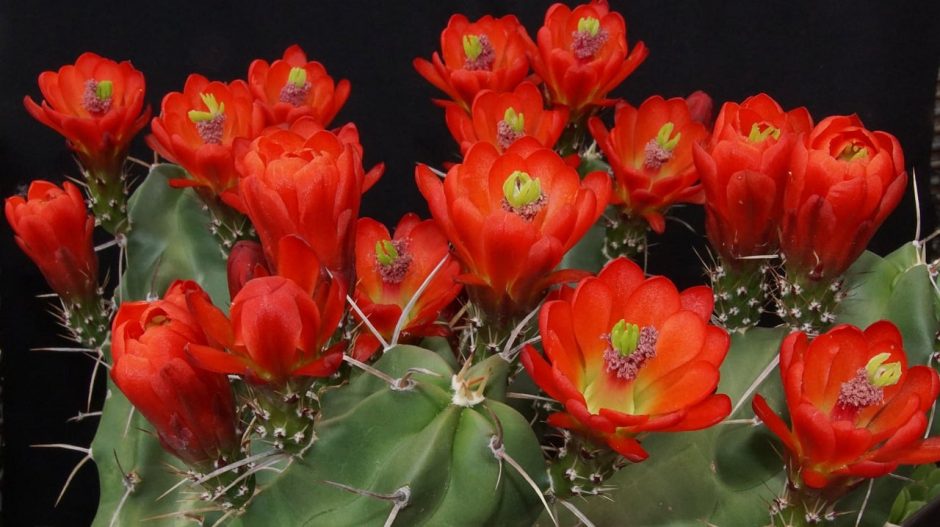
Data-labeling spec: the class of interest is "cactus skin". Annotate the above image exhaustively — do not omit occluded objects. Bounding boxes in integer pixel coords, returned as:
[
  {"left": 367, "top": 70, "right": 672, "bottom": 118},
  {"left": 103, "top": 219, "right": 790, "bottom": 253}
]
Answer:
[
  {"left": 603, "top": 211, "right": 647, "bottom": 261},
  {"left": 708, "top": 260, "right": 768, "bottom": 333},
  {"left": 774, "top": 270, "right": 844, "bottom": 334}
]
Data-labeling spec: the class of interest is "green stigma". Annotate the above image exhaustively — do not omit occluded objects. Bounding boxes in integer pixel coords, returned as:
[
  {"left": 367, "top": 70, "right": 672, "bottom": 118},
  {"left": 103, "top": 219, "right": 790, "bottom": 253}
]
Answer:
[
  {"left": 463, "top": 34, "right": 483, "bottom": 61},
  {"left": 747, "top": 122, "right": 781, "bottom": 143},
  {"left": 95, "top": 80, "right": 113, "bottom": 100},
  {"left": 655, "top": 122, "right": 681, "bottom": 151},
  {"left": 188, "top": 93, "right": 225, "bottom": 123},
  {"left": 838, "top": 143, "right": 869, "bottom": 162},
  {"left": 287, "top": 67, "right": 308, "bottom": 88},
  {"left": 865, "top": 353, "right": 902, "bottom": 388},
  {"left": 577, "top": 17, "right": 601, "bottom": 37},
  {"left": 610, "top": 320, "right": 640, "bottom": 357},
  {"left": 503, "top": 107, "right": 525, "bottom": 134},
  {"left": 502, "top": 170, "right": 542, "bottom": 209},
  {"left": 375, "top": 239, "right": 399, "bottom": 266}
]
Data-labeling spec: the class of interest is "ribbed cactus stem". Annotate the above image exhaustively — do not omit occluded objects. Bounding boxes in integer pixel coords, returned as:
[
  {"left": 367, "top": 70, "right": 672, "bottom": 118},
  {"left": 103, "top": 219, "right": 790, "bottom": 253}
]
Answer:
[
  {"left": 547, "top": 431, "right": 626, "bottom": 499},
  {"left": 199, "top": 192, "right": 253, "bottom": 258},
  {"left": 603, "top": 211, "right": 647, "bottom": 261},
  {"left": 189, "top": 454, "right": 257, "bottom": 510},
  {"left": 85, "top": 166, "right": 130, "bottom": 235},
  {"left": 774, "top": 269, "right": 845, "bottom": 335},
  {"left": 245, "top": 380, "right": 320, "bottom": 456},
  {"left": 707, "top": 258, "right": 768, "bottom": 332},
  {"left": 64, "top": 296, "right": 111, "bottom": 349},
  {"left": 768, "top": 476, "right": 851, "bottom": 527}
]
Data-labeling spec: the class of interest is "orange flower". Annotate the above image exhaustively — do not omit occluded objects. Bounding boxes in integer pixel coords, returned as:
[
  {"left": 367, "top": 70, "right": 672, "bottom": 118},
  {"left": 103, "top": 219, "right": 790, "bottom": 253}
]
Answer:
[
  {"left": 753, "top": 322, "right": 940, "bottom": 491},
  {"left": 351, "top": 214, "right": 462, "bottom": 359},
  {"left": 147, "top": 74, "right": 265, "bottom": 199},
  {"left": 416, "top": 138, "right": 610, "bottom": 320},
  {"left": 521, "top": 257, "right": 730, "bottom": 461},
  {"left": 525, "top": 0, "right": 648, "bottom": 119},
  {"left": 24, "top": 52, "right": 150, "bottom": 178},
  {"left": 414, "top": 14, "right": 530, "bottom": 110},
  {"left": 248, "top": 44, "right": 350, "bottom": 127},
  {"left": 693, "top": 93, "right": 813, "bottom": 265},
  {"left": 5, "top": 181, "right": 97, "bottom": 304},
  {"left": 234, "top": 117, "right": 381, "bottom": 279},
  {"left": 588, "top": 95, "right": 708, "bottom": 233},
  {"left": 111, "top": 281, "right": 238, "bottom": 466},
  {"left": 443, "top": 82, "right": 568, "bottom": 155}
]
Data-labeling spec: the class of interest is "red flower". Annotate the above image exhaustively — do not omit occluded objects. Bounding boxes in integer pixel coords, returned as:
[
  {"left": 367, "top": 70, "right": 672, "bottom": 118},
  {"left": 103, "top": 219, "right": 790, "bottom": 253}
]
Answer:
[
  {"left": 227, "top": 240, "right": 269, "bottom": 299},
  {"left": 521, "top": 257, "right": 731, "bottom": 461},
  {"left": 110, "top": 281, "right": 238, "bottom": 466},
  {"left": 24, "top": 52, "right": 150, "bottom": 177},
  {"left": 753, "top": 322, "right": 940, "bottom": 490},
  {"left": 5, "top": 181, "right": 97, "bottom": 304},
  {"left": 248, "top": 44, "right": 350, "bottom": 127},
  {"left": 416, "top": 138, "right": 610, "bottom": 320},
  {"left": 414, "top": 14, "right": 530, "bottom": 110},
  {"left": 693, "top": 93, "right": 813, "bottom": 265},
  {"left": 443, "top": 82, "right": 568, "bottom": 155},
  {"left": 234, "top": 117, "right": 381, "bottom": 279},
  {"left": 351, "top": 214, "right": 462, "bottom": 359},
  {"left": 147, "top": 74, "right": 265, "bottom": 199},
  {"left": 781, "top": 115, "right": 907, "bottom": 280},
  {"left": 588, "top": 95, "right": 708, "bottom": 233},
  {"left": 187, "top": 237, "right": 346, "bottom": 385},
  {"left": 525, "top": 0, "right": 648, "bottom": 119}
]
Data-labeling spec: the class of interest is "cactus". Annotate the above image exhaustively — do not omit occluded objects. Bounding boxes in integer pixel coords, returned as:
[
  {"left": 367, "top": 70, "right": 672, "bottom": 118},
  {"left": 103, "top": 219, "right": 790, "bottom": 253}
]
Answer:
[{"left": 707, "top": 260, "right": 769, "bottom": 333}]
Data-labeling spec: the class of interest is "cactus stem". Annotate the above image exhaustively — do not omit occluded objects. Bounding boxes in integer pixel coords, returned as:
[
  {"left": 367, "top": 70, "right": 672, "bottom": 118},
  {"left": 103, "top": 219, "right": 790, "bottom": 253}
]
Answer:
[
  {"left": 731, "top": 354, "right": 780, "bottom": 417},
  {"left": 557, "top": 498, "right": 598, "bottom": 527},
  {"left": 489, "top": 435, "right": 558, "bottom": 527},
  {"left": 389, "top": 255, "right": 450, "bottom": 347},
  {"left": 498, "top": 301, "right": 542, "bottom": 361},
  {"left": 320, "top": 481, "right": 411, "bottom": 527},
  {"left": 342, "top": 354, "right": 416, "bottom": 391},
  {"left": 192, "top": 450, "right": 283, "bottom": 487}
]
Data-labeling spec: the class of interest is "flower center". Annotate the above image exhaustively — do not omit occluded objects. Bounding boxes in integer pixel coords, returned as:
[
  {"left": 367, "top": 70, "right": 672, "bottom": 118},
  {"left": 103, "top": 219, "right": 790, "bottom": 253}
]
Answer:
[
  {"left": 375, "top": 239, "right": 411, "bottom": 284},
  {"left": 279, "top": 67, "right": 311, "bottom": 106},
  {"left": 603, "top": 320, "right": 658, "bottom": 381},
  {"left": 643, "top": 122, "right": 681, "bottom": 170},
  {"left": 501, "top": 170, "right": 545, "bottom": 221},
  {"left": 82, "top": 79, "right": 113, "bottom": 115},
  {"left": 496, "top": 107, "right": 526, "bottom": 150},
  {"left": 571, "top": 17, "right": 608, "bottom": 60},
  {"left": 838, "top": 142, "right": 869, "bottom": 162},
  {"left": 837, "top": 352, "right": 901, "bottom": 410},
  {"left": 463, "top": 34, "right": 495, "bottom": 71},
  {"left": 746, "top": 122, "right": 781, "bottom": 143},
  {"left": 188, "top": 93, "right": 226, "bottom": 145}
]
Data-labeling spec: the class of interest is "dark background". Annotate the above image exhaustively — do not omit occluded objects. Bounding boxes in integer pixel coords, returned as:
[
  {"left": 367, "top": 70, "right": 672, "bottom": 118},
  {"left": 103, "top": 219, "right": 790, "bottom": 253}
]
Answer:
[{"left": 1, "top": 0, "right": 938, "bottom": 525}]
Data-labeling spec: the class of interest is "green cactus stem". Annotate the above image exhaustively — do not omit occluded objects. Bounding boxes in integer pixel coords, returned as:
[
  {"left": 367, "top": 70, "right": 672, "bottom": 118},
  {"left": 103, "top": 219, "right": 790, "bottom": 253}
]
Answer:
[
  {"left": 547, "top": 431, "right": 627, "bottom": 500},
  {"left": 83, "top": 165, "right": 131, "bottom": 235},
  {"left": 198, "top": 191, "right": 254, "bottom": 258},
  {"left": 63, "top": 295, "right": 111, "bottom": 349},
  {"left": 707, "top": 258, "right": 769, "bottom": 333},
  {"left": 244, "top": 379, "right": 322, "bottom": 456},
  {"left": 603, "top": 210, "right": 648, "bottom": 261},
  {"left": 774, "top": 269, "right": 845, "bottom": 334}
]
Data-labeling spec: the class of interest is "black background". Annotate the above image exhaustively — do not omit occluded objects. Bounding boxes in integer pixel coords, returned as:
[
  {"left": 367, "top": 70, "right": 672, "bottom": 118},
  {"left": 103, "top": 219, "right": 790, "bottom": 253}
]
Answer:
[{"left": 1, "top": 1, "right": 939, "bottom": 525}]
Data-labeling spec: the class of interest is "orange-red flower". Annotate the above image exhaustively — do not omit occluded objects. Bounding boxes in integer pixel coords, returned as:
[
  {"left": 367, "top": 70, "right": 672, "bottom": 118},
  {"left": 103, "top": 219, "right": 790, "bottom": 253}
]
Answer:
[
  {"left": 110, "top": 281, "right": 238, "bottom": 466},
  {"left": 148, "top": 74, "right": 265, "bottom": 199},
  {"left": 234, "top": 117, "right": 381, "bottom": 280},
  {"left": 416, "top": 138, "right": 610, "bottom": 320},
  {"left": 414, "top": 14, "right": 530, "bottom": 110},
  {"left": 351, "top": 214, "right": 461, "bottom": 359},
  {"left": 444, "top": 82, "right": 568, "bottom": 155},
  {"left": 693, "top": 93, "right": 813, "bottom": 265},
  {"left": 24, "top": 52, "right": 150, "bottom": 178},
  {"left": 5, "top": 181, "right": 97, "bottom": 304},
  {"left": 588, "top": 95, "right": 708, "bottom": 233},
  {"left": 521, "top": 257, "right": 731, "bottom": 461},
  {"left": 187, "top": 261, "right": 346, "bottom": 385},
  {"left": 227, "top": 240, "right": 269, "bottom": 299},
  {"left": 248, "top": 44, "right": 350, "bottom": 127},
  {"left": 781, "top": 115, "right": 907, "bottom": 280},
  {"left": 753, "top": 322, "right": 940, "bottom": 490},
  {"left": 525, "top": 0, "right": 648, "bottom": 119}
]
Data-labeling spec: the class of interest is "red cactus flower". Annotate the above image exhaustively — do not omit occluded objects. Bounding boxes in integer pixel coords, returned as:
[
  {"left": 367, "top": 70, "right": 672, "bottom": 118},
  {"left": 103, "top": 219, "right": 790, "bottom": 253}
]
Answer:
[
  {"left": 414, "top": 14, "right": 530, "bottom": 110},
  {"left": 147, "top": 74, "right": 265, "bottom": 199},
  {"left": 588, "top": 95, "right": 709, "bottom": 233},
  {"left": 781, "top": 115, "right": 907, "bottom": 280},
  {"left": 351, "top": 214, "right": 462, "bottom": 359},
  {"left": 234, "top": 117, "right": 382, "bottom": 280},
  {"left": 187, "top": 265, "right": 346, "bottom": 385},
  {"left": 525, "top": 0, "right": 648, "bottom": 120},
  {"left": 5, "top": 181, "right": 97, "bottom": 304},
  {"left": 443, "top": 82, "right": 568, "bottom": 155},
  {"left": 521, "top": 257, "right": 731, "bottom": 461},
  {"left": 227, "top": 240, "right": 269, "bottom": 299},
  {"left": 24, "top": 52, "right": 150, "bottom": 178},
  {"left": 248, "top": 44, "right": 350, "bottom": 127},
  {"left": 110, "top": 281, "right": 239, "bottom": 466},
  {"left": 416, "top": 137, "right": 610, "bottom": 321},
  {"left": 692, "top": 93, "right": 813, "bottom": 265},
  {"left": 685, "top": 90, "right": 714, "bottom": 127},
  {"left": 753, "top": 322, "right": 940, "bottom": 490}
]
